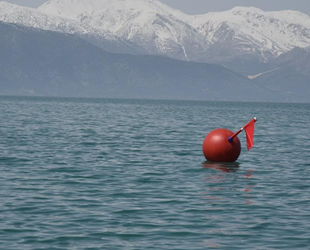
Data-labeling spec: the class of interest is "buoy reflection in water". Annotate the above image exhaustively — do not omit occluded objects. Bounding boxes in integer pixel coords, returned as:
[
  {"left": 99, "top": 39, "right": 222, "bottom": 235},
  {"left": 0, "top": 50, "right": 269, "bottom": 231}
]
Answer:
[{"left": 202, "top": 161, "right": 240, "bottom": 173}]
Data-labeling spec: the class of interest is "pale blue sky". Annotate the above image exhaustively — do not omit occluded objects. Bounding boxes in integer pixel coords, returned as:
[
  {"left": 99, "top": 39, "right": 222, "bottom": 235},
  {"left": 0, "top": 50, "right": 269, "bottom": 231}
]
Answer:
[{"left": 3, "top": 0, "right": 310, "bottom": 15}]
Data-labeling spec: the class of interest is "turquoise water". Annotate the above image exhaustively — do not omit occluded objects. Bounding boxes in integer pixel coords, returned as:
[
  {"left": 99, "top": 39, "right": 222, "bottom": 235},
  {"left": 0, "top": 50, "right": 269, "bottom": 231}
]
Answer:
[{"left": 0, "top": 96, "right": 309, "bottom": 250}]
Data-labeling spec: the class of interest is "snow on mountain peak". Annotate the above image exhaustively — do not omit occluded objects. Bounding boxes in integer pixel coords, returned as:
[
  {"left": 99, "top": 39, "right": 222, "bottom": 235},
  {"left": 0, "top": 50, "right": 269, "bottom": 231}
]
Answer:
[
  {"left": 3, "top": 0, "right": 310, "bottom": 64},
  {"left": 0, "top": 1, "right": 88, "bottom": 34},
  {"left": 38, "top": 0, "right": 177, "bottom": 20},
  {"left": 38, "top": 0, "right": 208, "bottom": 61},
  {"left": 187, "top": 6, "right": 310, "bottom": 58}
]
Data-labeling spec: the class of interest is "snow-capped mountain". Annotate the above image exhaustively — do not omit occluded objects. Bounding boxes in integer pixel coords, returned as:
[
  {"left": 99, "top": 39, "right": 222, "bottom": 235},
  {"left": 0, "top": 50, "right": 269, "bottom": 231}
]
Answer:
[
  {"left": 172, "top": 6, "right": 310, "bottom": 74},
  {"left": 77, "top": 9, "right": 209, "bottom": 60},
  {"left": 1, "top": 0, "right": 310, "bottom": 74},
  {"left": 39, "top": 0, "right": 178, "bottom": 20},
  {"left": 0, "top": 1, "right": 86, "bottom": 33},
  {"left": 39, "top": 0, "right": 209, "bottom": 61},
  {"left": 0, "top": 1, "right": 145, "bottom": 54},
  {"left": 37, "top": 0, "right": 310, "bottom": 72},
  {"left": 188, "top": 7, "right": 310, "bottom": 59}
]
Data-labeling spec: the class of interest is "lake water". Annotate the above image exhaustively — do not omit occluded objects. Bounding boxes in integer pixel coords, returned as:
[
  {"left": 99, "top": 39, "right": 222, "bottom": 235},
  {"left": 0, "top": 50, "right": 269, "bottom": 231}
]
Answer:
[{"left": 0, "top": 96, "right": 309, "bottom": 250}]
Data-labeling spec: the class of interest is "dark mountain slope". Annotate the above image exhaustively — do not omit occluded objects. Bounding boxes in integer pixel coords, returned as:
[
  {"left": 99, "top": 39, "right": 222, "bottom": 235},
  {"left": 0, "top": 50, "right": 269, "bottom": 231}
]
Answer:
[
  {"left": 254, "top": 47, "right": 310, "bottom": 102},
  {"left": 0, "top": 21, "right": 277, "bottom": 101}
]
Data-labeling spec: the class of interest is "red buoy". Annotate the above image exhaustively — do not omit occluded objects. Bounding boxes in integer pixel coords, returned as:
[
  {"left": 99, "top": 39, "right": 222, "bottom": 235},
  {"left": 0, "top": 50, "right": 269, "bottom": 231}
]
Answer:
[{"left": 202, "top": 128, "right": 241, "bottom": 162}]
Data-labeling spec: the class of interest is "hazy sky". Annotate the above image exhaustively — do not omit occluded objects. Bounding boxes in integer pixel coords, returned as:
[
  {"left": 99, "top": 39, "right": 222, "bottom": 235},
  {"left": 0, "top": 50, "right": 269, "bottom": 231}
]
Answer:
[{"left": 3, "top": 0, "right": 310, "bottom": 16}]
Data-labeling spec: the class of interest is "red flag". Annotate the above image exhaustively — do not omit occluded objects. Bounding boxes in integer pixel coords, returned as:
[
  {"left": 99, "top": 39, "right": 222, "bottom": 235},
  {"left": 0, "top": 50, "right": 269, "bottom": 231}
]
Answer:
[{"left": 244, "top": 119, "right": 255, "bottom": 151}]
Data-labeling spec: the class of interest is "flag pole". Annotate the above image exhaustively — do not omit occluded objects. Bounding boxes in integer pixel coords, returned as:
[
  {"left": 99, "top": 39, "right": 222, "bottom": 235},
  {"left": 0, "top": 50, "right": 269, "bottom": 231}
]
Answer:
[{"left": 228, "top": 117, "right": 257, "bottom": 142}]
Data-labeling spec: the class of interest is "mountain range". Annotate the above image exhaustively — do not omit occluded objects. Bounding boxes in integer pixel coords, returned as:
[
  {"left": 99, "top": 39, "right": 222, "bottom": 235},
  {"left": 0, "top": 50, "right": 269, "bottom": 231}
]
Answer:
[
  {"left": 0, "top": 0, "right": 310, "bottom": 102},
  {"left": 1, "top": 21, "right": 276, "bottom": 101}
]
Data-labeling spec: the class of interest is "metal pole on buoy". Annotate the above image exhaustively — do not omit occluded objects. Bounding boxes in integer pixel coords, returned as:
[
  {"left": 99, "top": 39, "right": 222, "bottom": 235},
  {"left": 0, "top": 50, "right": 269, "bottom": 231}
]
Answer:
[
  {"left": 202, "top": 117, "right": 257, "bottom": 162},
  {"left": 228, "top": 117, "right": 257, "bottom": 143}
]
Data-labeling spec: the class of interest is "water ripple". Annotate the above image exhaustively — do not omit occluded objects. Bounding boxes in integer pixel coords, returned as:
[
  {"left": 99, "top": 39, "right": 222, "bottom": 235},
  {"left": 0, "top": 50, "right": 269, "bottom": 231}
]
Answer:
[{"left": 0, "top": 97, "right": 310, "bottom": 249}]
